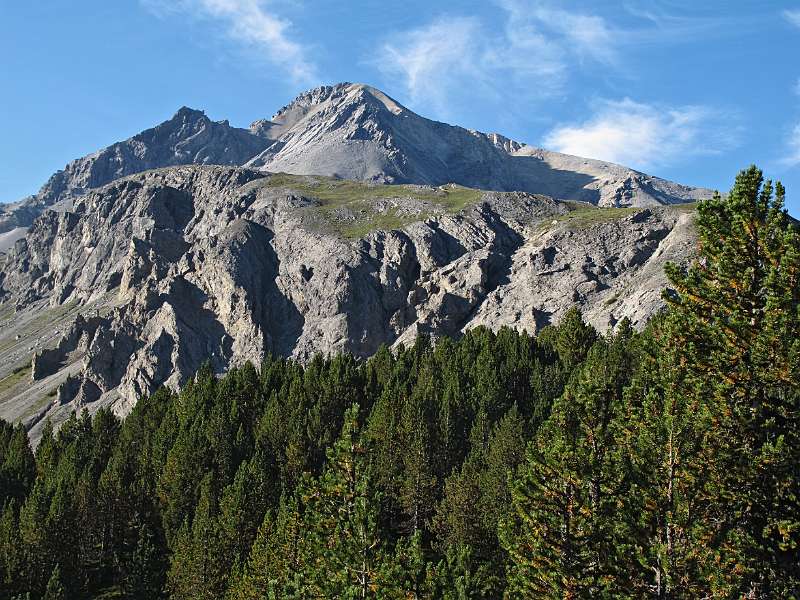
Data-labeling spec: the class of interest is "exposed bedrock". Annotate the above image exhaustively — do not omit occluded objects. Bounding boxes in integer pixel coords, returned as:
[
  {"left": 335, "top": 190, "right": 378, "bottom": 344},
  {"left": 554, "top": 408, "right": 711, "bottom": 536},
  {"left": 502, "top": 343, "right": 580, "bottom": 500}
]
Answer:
[{"left": 0, "top": 165, "right": 695, "bottom": 430}]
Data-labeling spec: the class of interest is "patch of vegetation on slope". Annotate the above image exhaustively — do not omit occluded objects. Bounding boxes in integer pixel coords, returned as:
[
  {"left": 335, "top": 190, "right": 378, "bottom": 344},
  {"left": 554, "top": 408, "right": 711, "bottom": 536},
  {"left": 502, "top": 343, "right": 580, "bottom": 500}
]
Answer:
[
  {"left": 265, "top": 173, "right": 483, "bottom": 238},
  {"left": 537, "top": 200, "right": 699, "bottom": 233},
  {"left": 0, "top": 363, "right": 29, "bottom": 396},
  {"left": 550, "top": 201, "right": 640, "bottom": 230}
]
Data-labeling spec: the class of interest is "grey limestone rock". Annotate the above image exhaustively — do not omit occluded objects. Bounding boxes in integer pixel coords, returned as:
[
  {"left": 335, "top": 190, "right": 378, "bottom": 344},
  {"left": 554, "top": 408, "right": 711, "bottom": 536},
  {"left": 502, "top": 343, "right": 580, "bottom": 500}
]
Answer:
[
  {"left": 1, "top": 83, "right": 713, "bottom": 248},
  {"left": 0, "top": 82, "right": 709, "bottom": 437},
  {"left": 0, "top": 165, "right": 697, "bottom": 435}
]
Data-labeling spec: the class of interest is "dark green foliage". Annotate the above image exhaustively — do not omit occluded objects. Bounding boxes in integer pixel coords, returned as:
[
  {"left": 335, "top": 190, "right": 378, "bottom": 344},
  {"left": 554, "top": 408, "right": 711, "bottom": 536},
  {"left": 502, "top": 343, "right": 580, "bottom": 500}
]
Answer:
[
  {"left": 0, "top": 423, "right": 35, "bottom": 507},
  {"left": 500, "top": 326, "right": 639, "bottom": 598},
  {"left": 661, "top": 166, "right": 800, "bottom": 596},
  {"left": 42, "top": 564, "right": 65, "bottom": 600},
  {"left": 1, "top": 167, "right": 797, "bottom": 598},
  {"left": 0, "top": 327, "right": 566, "bottom": 598}
]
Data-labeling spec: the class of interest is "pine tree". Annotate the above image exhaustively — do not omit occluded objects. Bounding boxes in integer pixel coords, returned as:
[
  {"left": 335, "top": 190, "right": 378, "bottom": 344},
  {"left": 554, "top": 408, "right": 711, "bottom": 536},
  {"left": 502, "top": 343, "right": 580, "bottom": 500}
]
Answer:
[
  {"left": 124, "top": 518, "right": 165, "bottom": 600},
  {"left": 226, "top": 494, "right": 308, "bottom": 599},
  {"left": 662, "top": 166, "right": 800, "bottom": 595},
  {"left": 398, "top": 373, "right": 438, "bottom": 537},
  {"left": 302, "top": 403, "right": 387, "bottom": 598},
  {"left": 166, "top": 474, "right": 225, "bottom": 600},
  {"left": 500, "top": 327, "right": 638, "bottom": 598},
  {"left": 427, "top": 544, "right": 499, "bottom": 599},
  {"left": 0, "top": 424, "right": 35, "bottom": 506},
  {"left": 540, "top": 306, "right": 598, "bottom": 375},
  {"left": 0, "top": 500, "right": 22, "bottom": 600},
  {"left": 621, "top": 317, "right": 717, "bottom": 598},
  {"left": 217, "top": 458, "right": 270, "bottom": 576},
  {"left": 42, "top": 564, "right": 66, "bottom": 600},
  {"left": 434, "top": 405, "right": 526, "bottom": 571}
]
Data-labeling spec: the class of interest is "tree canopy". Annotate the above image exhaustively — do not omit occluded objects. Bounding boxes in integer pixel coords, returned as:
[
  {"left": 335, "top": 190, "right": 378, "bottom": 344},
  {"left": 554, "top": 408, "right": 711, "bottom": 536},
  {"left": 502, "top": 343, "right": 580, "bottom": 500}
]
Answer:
[{"left": 1, "top": 166, "right": 798, "bottom": 598}]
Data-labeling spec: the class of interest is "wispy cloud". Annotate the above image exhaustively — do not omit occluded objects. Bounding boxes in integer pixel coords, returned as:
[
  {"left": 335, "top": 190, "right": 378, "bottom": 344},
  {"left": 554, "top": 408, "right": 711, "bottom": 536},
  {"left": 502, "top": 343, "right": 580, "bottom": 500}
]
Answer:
[
  {"left": 784, "top": 9, "right": 800, "bottom": 28},
  {"left": 376, "top": 1, "right": 755, "bottom": 121},
  {"left": 542, "top": 99, "right": 741, "bottom": 170},
  {"left": 623, "top": 4, "right": 757, "bottom": 43},
  {"left": 501, "top": 0, "right": 618, "bottom": 65},
  {"left": 782, "top": 123, "right": 800, "bottom": 167},
  {"left": 141, "top": 0, "right": 315, "bottom": 83},
  {"left": 375, "top": 12, "right": 571, "bottom": 115},
  {"left": 785, "top": 75, "right": 800, "bottom": 167},
  {"left": 375, "top": 1, "right": 622, "bottom": 117},
  {"left": 376, "top": 17, "right": 488, "bottom": 112},
  {"left": 784, "top": 10, "right": 800, "bottom": 169}
]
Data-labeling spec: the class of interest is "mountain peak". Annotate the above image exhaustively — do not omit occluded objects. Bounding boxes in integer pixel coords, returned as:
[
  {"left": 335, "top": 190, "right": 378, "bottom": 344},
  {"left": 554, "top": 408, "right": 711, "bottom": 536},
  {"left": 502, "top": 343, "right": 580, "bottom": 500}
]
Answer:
[
  {"left": 2, "top": 84, "right": 715, "bottom": 241},
  {"left": 171, "top": 105, "right": 207, "bottom": 121},
  {"left": 271, "top": 82, "right": 407, "bottom": 123}
]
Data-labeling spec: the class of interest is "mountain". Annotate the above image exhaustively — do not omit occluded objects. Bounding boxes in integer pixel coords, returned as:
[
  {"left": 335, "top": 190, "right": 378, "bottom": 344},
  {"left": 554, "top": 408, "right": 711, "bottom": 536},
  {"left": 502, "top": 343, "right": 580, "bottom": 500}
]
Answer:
[
  {"left": 0, "top": 107, "right": 270, "bottom": 246},
  {"left": 0, "top": 83, "right": 711, "bottom": 251},
  {"left": 246, "top": 83, "right": 711, "bottom": 206},
  {"left": 0, "top": 83, "right": 705, "bottom": 438}
]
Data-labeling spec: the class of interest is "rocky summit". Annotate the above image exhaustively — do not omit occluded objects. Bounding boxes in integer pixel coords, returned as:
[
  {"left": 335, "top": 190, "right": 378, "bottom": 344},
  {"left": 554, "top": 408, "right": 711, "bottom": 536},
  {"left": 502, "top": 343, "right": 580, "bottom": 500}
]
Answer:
[{"left": 0, "top": 83, "right": 705, "bottom": 438}]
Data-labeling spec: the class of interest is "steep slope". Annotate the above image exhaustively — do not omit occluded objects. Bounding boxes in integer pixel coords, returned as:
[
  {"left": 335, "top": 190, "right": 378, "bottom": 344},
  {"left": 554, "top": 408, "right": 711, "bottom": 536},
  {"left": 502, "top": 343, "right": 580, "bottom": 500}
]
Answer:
[
  {"left": 1, "top": 83, "right": 713, "bottom": 252},
  {"left": 246, "top": 83, "right": 713, "bottom": 207},
  {"left": 0, "top": 108, "right": 271, "bottom": 240},
  {"left": 0, "top": 165, "right": 696, "bottom": 439}
]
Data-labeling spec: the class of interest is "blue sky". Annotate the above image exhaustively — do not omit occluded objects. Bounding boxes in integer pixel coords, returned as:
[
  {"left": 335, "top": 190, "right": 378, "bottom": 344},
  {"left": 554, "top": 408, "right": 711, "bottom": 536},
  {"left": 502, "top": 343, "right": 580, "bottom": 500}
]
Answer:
[{"left": 2, "top": 1, "right": 800, "bottom": 213}]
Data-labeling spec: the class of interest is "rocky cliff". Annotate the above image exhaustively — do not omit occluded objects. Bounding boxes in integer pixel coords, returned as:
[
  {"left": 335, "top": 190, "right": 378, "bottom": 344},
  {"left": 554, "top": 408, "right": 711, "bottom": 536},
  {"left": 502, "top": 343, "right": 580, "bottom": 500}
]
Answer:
[
  {"left": 0, "top": 164, "right": 697, "bottom": 438},
  {"left": 0, "top": 108, "right": 270, "bottom": 239},
  {"left": 0, "top": 82, "right": 708, "bottom": 437}
]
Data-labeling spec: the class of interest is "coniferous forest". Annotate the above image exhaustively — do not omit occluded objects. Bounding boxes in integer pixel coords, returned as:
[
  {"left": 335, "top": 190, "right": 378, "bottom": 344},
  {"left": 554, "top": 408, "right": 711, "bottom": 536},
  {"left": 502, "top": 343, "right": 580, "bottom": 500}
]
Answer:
[{"left": 1, "top": 166, "right": 799, "bottom": 598}]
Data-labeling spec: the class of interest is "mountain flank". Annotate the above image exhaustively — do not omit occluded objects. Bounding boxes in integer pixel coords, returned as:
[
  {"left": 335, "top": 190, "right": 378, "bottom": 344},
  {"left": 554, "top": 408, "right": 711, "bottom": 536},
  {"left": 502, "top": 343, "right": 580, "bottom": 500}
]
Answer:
[
  {"left": 1, "top": 83, "right": 711, "bottom": 249},
  {"left": 0, "top": 83, "right": 707, "bottom": 438}
]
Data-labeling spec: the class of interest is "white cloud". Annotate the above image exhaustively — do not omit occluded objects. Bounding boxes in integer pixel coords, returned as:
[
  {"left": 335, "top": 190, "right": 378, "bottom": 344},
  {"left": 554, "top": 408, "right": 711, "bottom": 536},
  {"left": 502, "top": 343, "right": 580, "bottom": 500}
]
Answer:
[
  {"left": 377, "top": 17, "right": 486, "bottom": 111},
  {"left": 783, "top": 123, "right": 800, "bottom": 167},
  {"left": 141, "top": 0, "right": 315, "bottom": 83},
  {"left": 375, "top": 1, "right": 619, "bottom": 116},
  {"left": 501, "top": 0, "right": 618, "bottom": 65},
  {"left": 784, "top": 9, "right": 800, "bottom": 28},
  {"left": 542, "top": 99, "right": 740, "bottom": 170}
]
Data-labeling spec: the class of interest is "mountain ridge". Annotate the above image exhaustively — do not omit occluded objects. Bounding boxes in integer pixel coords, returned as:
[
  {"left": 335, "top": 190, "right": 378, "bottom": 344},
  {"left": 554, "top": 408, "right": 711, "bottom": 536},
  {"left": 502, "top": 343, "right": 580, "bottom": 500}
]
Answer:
[
  {"left": 0, "top": 82, "right": 712, "bottom": 250},
  {"left": 0, "top": 164, "right": 696, "bottom": 439},
  {"left": 0, "top": 83, "right": 705, "bottom": 438}
]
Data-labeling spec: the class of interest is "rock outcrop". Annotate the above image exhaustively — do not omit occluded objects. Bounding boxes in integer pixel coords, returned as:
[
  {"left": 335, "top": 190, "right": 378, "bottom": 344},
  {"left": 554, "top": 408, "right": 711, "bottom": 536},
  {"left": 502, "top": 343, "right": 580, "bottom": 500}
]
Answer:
[
  {"left": 0, "top": 108, "right": 270, "bottom": 238},
  {"left": 0, "top": 165, "right": 697, "bottom": 438}
]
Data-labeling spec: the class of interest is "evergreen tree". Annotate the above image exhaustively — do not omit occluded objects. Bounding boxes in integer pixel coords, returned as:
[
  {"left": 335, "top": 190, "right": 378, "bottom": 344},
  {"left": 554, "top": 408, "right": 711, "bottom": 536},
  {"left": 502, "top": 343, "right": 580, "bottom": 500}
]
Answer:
[
  {"left": 42, "top": 564, "right": 66, "bottom": 600},
  {"left": 662, "top": 166, "right": 800, "bottom": 595},
  {"left": 398, "top": 368, "right": 439, "bottom": 537},
  {"left": 500, "top": 326, "right": 637, "bottom": 598},
  {"left": 166, "top": 474, "right": 225, "bottom": 600},
  {"left": 0, "top": 424, "right": 35, "bottom": 506},
  {"left": 622, "top": 317, "right": 717, "bottom": 598},
  {"left": 427, "top": 544, "right": 499, "bottom": 600},
  {"left": 227, "top": 494, "right": 307, "bottom": 599},
  {"left": 0, "top": 500, "right": 22, "bottom": 600},
  {"left": 301, "top": 403, "right": 389, "bottom": 598}
]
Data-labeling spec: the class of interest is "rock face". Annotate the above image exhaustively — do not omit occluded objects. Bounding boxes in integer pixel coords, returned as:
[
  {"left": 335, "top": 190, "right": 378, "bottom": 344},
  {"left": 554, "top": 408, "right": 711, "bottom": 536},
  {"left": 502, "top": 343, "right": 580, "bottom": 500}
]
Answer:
[
  {"left": 1, "top": 82, "right": 713, "bottom": 248},
  {"left": 246, "top": 83, "right": 712, "bottom": 207},
  {"left": 0, "top": 82, "right": 709, "bottom": 436},
  {"left": 0, "top": 164, "right": 696, "bottom": 437},
  {"left": 0, "top": 108, "right": 270, "bottom": 237}
]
